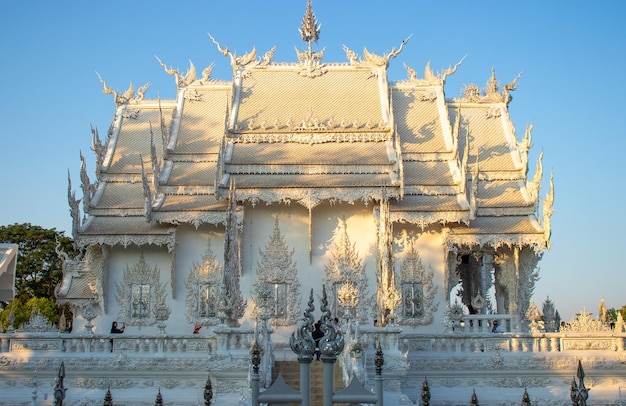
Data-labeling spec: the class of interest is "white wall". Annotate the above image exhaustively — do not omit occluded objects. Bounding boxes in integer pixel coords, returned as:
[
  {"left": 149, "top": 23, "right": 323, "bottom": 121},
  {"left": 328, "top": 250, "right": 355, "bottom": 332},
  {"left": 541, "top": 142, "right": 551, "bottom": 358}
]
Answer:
[{"left": 91, "top": 202, "right": 449, "bottom": 337}]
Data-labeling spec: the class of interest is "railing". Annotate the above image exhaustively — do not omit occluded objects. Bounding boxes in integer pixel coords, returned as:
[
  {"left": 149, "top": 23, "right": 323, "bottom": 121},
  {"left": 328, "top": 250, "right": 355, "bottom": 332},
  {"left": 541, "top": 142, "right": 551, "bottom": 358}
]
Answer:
[
  {"left": 1, "top": 329, "right": 624, "bottom": 355},
  {"left": 0, "top": 328, "right": 257, "bottom": 355},
  {"left": 453, "top": 314, "right": 516, "bottom": 333},
  {"left": 397, "top": 331, "right": 626, "bottom": 353}
]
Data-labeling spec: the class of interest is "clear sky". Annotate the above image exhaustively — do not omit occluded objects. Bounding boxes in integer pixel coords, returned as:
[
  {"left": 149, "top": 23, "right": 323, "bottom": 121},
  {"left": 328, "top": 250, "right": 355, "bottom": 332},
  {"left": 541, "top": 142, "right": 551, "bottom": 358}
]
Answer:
[{"left": 0, "top": 1, "right": 624, "bottom": 321}]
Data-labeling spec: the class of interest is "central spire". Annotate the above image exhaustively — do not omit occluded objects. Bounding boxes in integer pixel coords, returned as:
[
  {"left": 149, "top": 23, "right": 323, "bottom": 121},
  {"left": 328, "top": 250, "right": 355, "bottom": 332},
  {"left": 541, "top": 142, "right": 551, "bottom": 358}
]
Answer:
[{"left": 299, "top": 0, "right": 320, "bottom": 49}]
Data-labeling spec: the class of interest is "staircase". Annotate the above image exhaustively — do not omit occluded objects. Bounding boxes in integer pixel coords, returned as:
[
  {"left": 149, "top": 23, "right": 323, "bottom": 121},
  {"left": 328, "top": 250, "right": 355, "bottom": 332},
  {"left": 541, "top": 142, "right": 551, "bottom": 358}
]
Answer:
[{"left": 272, "top": 360, "right": 345, "bottom": 406}]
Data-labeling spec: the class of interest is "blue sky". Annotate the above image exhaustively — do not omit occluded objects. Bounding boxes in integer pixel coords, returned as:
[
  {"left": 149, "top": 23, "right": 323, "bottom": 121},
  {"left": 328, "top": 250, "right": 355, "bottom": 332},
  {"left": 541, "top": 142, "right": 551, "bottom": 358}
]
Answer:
[{"left": 0, "top": 1, "right": 624, "bottom": 321}]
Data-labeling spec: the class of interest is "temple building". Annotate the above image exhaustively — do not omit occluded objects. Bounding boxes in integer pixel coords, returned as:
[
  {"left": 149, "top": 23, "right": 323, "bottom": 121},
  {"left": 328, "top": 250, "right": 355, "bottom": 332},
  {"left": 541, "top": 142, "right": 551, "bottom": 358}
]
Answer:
[
  {"left": 61, "top": 3, "right": 552, "bottom": 338},
  {"left": 13, "top": 2, "right": 622, "bottom": 405}
]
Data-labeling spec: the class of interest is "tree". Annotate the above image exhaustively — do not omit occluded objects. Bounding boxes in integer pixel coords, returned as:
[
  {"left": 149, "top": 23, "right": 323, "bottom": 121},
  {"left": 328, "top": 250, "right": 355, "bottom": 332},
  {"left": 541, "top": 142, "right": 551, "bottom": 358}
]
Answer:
[
  {"left": 0, "top": 297, "right": 59, "bottom": 330},
  {"left": 606, "top": 308, "right": 618, "bottom": 325},
  {"left": 0, "top": 223, "right": 76, "bottom": 326}
]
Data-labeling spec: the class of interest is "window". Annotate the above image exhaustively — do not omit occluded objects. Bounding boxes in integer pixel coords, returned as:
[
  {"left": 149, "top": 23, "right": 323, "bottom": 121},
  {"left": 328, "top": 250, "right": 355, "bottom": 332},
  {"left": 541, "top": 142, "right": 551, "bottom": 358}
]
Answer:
[
  {"left": 131, "top": 283, "right": 151, "bottom": 319},
  {"left": 197, "top": 284, "right": 218, "bottom": 318},
  {"left": 402, "top": 282, "right": 423, "bottom": 318},
  {"left": 269, "top": 283, "right": 287, "bottom": 318}
]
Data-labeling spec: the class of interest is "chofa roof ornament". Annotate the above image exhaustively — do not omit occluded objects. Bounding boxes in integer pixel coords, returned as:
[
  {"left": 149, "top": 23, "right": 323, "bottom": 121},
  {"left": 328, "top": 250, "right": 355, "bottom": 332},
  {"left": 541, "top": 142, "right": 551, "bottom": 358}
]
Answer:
[
  {"left": 295, "top": 0, "right": 326, "bottom": 78},
  {"left": 299, "top": 0, "right": 320, "bottom": 47}
]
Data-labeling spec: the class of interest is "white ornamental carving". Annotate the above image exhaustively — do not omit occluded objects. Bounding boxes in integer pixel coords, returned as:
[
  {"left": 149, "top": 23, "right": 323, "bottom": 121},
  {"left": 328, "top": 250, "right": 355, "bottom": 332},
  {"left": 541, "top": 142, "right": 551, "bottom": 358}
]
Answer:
[
  {"left": 185, "top": 240, "right": 223, "bottom": 326},
  {"left": 252, "top": 217, "right": 301, "bottom": 326},
  {"left": 397, "top": 240, "right": 439, "bottom": 327},
  {"left": 560, "top": 310, "right": 611, "bottom": 333},
  {"left": 115, "top": 253, "right": 170, "bottom": 328},
  {"left": 323, "top": 218, "right": 369, "bottom": 323}
]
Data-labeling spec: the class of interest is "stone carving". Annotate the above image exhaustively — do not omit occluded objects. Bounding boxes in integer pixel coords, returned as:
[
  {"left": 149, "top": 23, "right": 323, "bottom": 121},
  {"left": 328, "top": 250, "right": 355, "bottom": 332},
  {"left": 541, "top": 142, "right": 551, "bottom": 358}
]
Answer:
[
  {"left": 397, "top": 240, "right": 439, "bottom": 326},
  {"left": 528, "top": 150, "right": 543, "bottom": 204},
  {"left": 96, "top": 72, "right": 150, "bottom": 105},
  {"left": 344, "top": 35, "right": 411, "bottom": 69},
  {"left": 77, "top": 233, "right": 176, "bottom": 252},
  {"left": 295, "top": 45, "right": 326, "bottom": 78},
  {"left": 403, "top": 57, "right": 465, "bottom": 86},
  {"left": 252, "top": 218, "right": 301, "bottom": 326},
  {"left": 184, "top": 89, "right": 203, "bottom": 102},
  {"left": 208, "top": 34, "right": 275, "bottom": 71},
  {"left": 156, "top": 56, "right": 199, "bottom": 89},
  {"left": 374, "top": 197, "right": 401, "bottom": 325},
  {"left": 299, "top": 0, "right": 319, "bottom": 44},
  {"left": 199, "top": 63, "right": 215, "bottom": 85},
  {"left": 560, "top": 309, "right": 611, "bottom": 333},
  {"left": 90, "top": 125, "right": 108, "bottom": 180},
  {"left": 79, "top": 151, "right": 95, "bottom": 213},
  {"left": 67, "top": 174, "right": 81, "bottom": 240},
  {"left": 526, "top": 301, "right": 542, "bottom": 333},
  {"left": 541, "top": 173, "right": 555, "bottom": 249},
  {"left": 17, "top": 310, "right": 56, "bottom": 333},
  {"left": 115, "top": 253, "right": 169, "bottom": 328},
  {"left": 223, "top": 183, "right": 246, "bottom": 325},
  {"left": 542, "top": 296, "right": 560, "bottom": 332},
  {"left": 235, "top": 129, "right": 390, "bottom": 143},
  {"left": 324, "top": 218, "right": 369, "bottom": 323},
  {"left": 363, "top": 35, "right": 412, "bottom": 68},
  {"left": 56, "top": 244, "right": 106, "bottom": 320},
  {"left": 456, "top": 67, "right": 522, "bottom": 107},
  {"left": 185, "top": 240, "right": 223, "bottom": 326},
  {"left": 121, "top": 108, "right": 139, "bottom": 119},
  {"left": 289, "top": 288, "right": 316, "bottom": 359},
  {"left": 294, "top": 0, "right": 326, "bottom": 78}
]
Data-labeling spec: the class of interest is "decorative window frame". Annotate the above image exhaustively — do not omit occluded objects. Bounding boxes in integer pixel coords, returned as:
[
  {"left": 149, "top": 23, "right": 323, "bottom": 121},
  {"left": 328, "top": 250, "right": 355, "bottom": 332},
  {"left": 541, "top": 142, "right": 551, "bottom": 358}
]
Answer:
[
  {"left": 402, "top": 281, "right": 424, "bottom": 318},
  {"left": 323, "top": 219, "right": 369, "bottom": 324},
  {"left": 185, "top": 240, "right": 223, "bottom": 326},
  {"left": 397, "top": 241, "right": 438, "bottom": 327},
  {"left": 115, "top": 253, "right": 169, "bottom": 328},
  {"left": 252, "top": 218, "right": 301, "bottom": 326}
]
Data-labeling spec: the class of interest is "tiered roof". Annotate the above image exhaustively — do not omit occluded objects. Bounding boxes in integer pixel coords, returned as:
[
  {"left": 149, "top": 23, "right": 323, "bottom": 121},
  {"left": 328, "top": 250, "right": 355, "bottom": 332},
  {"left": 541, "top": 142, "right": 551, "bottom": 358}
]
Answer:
[{"left": 70, "top": 5, "right": 552, "bottom": 251}]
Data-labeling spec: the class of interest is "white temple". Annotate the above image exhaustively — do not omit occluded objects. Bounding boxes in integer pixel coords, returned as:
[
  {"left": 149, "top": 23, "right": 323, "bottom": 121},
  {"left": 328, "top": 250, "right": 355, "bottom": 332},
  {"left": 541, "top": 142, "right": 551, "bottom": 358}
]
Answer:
[{"left": 1, "top": 2, "right": 625, "bottom": 405}]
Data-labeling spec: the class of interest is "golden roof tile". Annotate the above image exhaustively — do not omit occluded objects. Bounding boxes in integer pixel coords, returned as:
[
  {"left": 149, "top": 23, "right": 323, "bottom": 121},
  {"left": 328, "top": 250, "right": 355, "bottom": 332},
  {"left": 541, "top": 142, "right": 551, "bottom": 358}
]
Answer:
[
  {"left": 175, "top": 88, "right": 230, "bottom": 154},
  {"left": 235, "top": 68, "right": 384, "bottom": 132}
]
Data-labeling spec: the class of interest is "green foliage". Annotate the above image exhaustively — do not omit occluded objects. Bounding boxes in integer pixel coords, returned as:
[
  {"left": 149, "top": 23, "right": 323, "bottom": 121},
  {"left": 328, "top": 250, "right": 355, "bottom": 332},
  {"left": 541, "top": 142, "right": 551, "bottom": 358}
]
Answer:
[
  {"left": 0, "top": 297, "right": 59, "bottom": 330},
  {"left": 0, "top": 223, "right": 76, "bottom": 303},
  {"left": 606, "top": 308, "right": 618, "bottom": 324},
  {"left": 620, "top": 305, "right": 626, "bottom": 321},
  {"left": 0, "top": 223, "right": 77, "bottom": 329}
]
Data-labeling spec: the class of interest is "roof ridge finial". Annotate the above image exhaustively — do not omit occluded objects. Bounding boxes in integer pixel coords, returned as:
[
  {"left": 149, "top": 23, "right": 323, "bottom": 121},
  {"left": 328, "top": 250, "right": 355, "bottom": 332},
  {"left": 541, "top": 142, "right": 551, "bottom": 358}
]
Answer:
[{"left": 299, "top": 0, "right": 320, "bottom": 49}]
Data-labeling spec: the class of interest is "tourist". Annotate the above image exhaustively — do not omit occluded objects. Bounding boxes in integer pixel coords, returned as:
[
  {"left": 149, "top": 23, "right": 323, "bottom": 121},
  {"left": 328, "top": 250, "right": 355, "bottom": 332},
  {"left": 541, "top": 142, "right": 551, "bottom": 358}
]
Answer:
[
  {"left": 110, "top": 321, "right": 125, "bottom": 333},
  {"left": 110, "top": 321, "right": 125, "bottom": 353},
  {"left": 312, "top": 320, "right": 323, "bottom": 360},
  {"left": 491, "top": 320, "right": 504, "bottom": 333},
  {"left": 193, "top": 324, "right": 202, "bottom": 334},
  {"left": 333, "top": 317, "right": 342, "bottom": 336}
]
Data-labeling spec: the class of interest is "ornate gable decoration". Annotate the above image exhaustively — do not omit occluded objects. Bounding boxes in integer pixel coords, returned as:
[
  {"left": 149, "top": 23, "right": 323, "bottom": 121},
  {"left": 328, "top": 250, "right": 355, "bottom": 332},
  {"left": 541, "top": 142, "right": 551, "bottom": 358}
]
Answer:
[
  {"left": 397, "top": 240, "right": 438, "bottom": 326},
  {"left": 295, "top": 0, "right": 326, "bottom": 78},
  {"left": 403, "top": 57, "right": 465, "bottom": 86},
  {"left": 252, "top": 218, "right": 301, "bottom": 326},
  {"left": 560, "top": 310, "right": 611, "bottom": 333},
  {"left": 56, "top": 244, "right": 106, "bottom": 315},
  {"left": 457, "top": 67, "right": 522, "bottom": 107},
  {"left": 323, "top": 218, "right": 369, "bottom": 323},
  {"left": 185, "top": 240, "right": 223, "bottom": 326},
  {"left": 115, "top": 253, "right": 170, "bottom": 328},
  {"left": 344, "top": 35, "right": 411, "bottom": 70},
  {"left": 209, "top": 34, "right": 276, "bottom": 73},
  {"left": 96, "top": 72, "right": 150, "bottom": 106}
]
